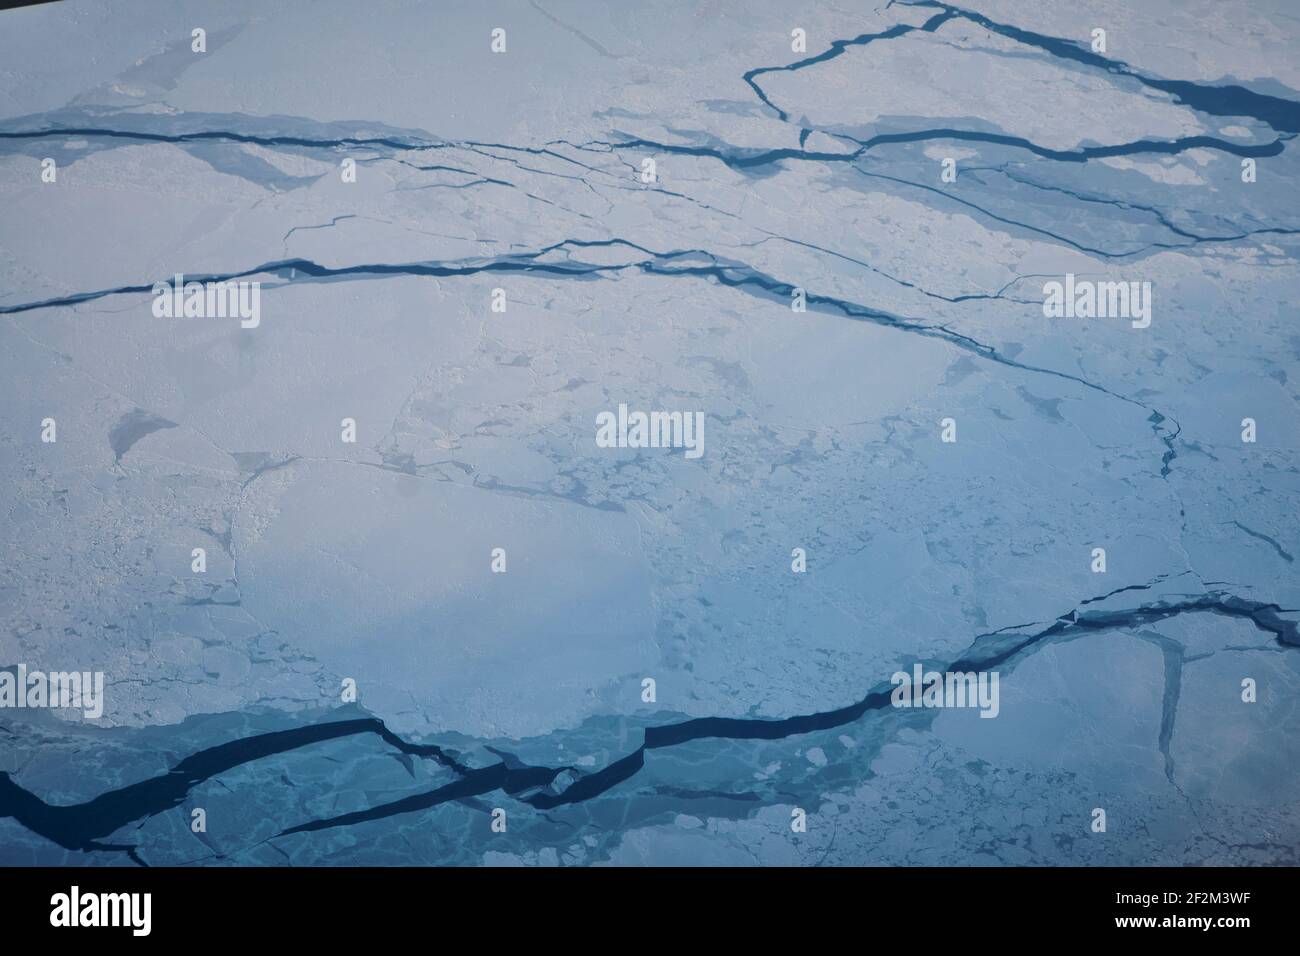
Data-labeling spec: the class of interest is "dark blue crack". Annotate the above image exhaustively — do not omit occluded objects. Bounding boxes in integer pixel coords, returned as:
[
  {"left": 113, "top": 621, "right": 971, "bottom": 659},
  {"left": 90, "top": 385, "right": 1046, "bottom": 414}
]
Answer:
[
  {"left": 761, "top": 234, "right": 1038, "bottom": 306},
  {"left": 1228, "top": 521, "right": 1295, "bottom": 563},
  {"left": 1079, "top": 577, "right": 1166, "bottom": 606},
  {"left": 0, "top": 717, "right": 464, "bottom": 859},
  {"left": 3, "top": 121, "right": 1286, "bottom": 182},
  {"left": 975, "top": 165, "right": 1300, "bottom": 254},
  {"left": 1149, "top": 410, "right": 1181, "bottom": 479},
  {"left": 279, "top": 761, "right": 564, "bottom": 836},
  {"left": 1133, "top": 630, "right": 1188, "bottom": 785},
  {"left": 7, "top": 117, "right": 1288, "bottom": 283},
  {"left": 905, "top": 2, "right": 1300, "bottom": 135},
  {"left": 3, "top": 590, "right": 1291, "bottom": 858},
  {"left": 840, "top": 159, "right": 1298, "bottom": 267},
  {"left": 3, "top": 0, "right": 1296, "bottom": 201},
  {"left": 955, "top": 593, "right": 1300, "bottom": 672},
  {"left": 282, "top": 215, "right": 358, "bottom": 245},
  {"left": 853, "top": 167, "right": 1142, "bottom": 259},
  {"left": 742, "top": 10, "right": 959, "bottom": 122},
  {"left": 0, "top": 243, "right": 633, "bottom": 317},
  {"left": 745, "top": 1, "right": 1300, "bottom": 138},
  {"left": 0, "top": 238, "right": 1187, "bottom": 476},
  {"left": 0, "top": 125, "right": 434, "bottom": 152},
  {"left": 593, "top": 130, "right": 1286, "bottom": 175},
  {"left": 630, "top": 252, "right": 1187, "bottom": 475}
]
